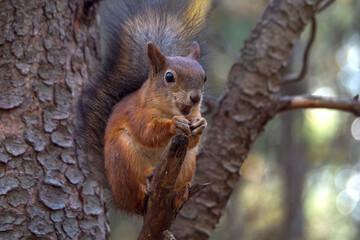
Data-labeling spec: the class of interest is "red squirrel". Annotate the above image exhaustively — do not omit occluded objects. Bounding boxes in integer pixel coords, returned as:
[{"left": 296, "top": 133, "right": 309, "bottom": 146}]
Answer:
[
  {"left": 77, "top": 0, "right": 208, "bottom": 215},
  {"left": 104, "top": 42, "right": 207, "bottom": 214}
]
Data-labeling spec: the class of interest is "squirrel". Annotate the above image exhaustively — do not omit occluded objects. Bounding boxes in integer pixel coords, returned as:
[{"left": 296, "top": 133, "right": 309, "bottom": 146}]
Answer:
[{"left": 76, "top": 0, "right": 209, "bottom": 215}]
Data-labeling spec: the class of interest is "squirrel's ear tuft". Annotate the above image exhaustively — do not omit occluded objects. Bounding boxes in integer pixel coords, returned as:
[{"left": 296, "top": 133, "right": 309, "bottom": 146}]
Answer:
[
  {"left": 147, "top": 42, "right": 166, "bottom": 74},
  {"left": 187, "top": 41, "right": 201, "bottom": 61}
]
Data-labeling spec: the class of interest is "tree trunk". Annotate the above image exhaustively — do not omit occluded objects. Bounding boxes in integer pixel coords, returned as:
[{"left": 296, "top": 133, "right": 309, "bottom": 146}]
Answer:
[
  {"left": 279, "top": 52, "right": 308, "bottom": 240},
  {"left": 0, "top": 0, "right": 338, "bottom": 239},
  {"left": 172, "top": 0, "right": 325, "bottom": 239},
  {"left": 279, "top": 109, "right": 307, "bottom": 240},
  {"left": 0, "top": 0, "right": 109, "bottom": 239}
]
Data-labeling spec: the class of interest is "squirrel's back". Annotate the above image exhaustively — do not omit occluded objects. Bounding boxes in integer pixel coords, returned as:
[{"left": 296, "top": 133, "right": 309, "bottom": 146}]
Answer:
[{"left": 76, "top": 0, "right": 209, "bottom": 186}]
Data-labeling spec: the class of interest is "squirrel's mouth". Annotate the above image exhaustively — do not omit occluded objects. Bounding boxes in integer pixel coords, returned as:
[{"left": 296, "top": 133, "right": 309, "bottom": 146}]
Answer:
[{"left": 176, "top": 103, "right": 192, "bottom": 115}]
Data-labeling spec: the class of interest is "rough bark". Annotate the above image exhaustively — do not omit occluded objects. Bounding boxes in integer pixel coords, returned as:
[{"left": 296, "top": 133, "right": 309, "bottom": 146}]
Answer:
[
  {"left": 138, "top": 134, "right": 189, "bottom": 240},
  {"left": 0, "top": 0, "right": 109, "bottom": 239},
  {"left": 138, "top": 134, "right": 208, "bottom": 240},
  {"left": 1, "top": 0, "right": 341, "bottom": 239},
  {"left": 172, "top": 0, "right": 326, "bottom": 239}
]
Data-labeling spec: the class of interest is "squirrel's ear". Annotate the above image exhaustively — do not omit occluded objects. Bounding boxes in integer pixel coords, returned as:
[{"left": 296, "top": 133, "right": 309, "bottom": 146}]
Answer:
[
  {"left": 187, "top": 41, "right": 201, "bottom": 61},
  {"left": 147, "top": 42, "right": 166, "bottom": 74}
]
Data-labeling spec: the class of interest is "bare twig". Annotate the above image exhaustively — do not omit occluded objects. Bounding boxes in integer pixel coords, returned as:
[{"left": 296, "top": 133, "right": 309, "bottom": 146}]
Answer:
[
  {"left": 163, "top": 230, "right": 177, "bottom": 240},
  {"left": 316, "top": 0, "right": 336, "bottom": 12},
  {"left": 172, "top": 0, "right": 336, "bottom": 239},
  {"left": 138, "top": 134, "right": 208, "bottom": 240},
  {"left": 188, "top": 183, "right": 210, "bottom": 200},
  {"left": 280, "top": 16, "right": 317, "bottom": 85},
  {"left": 281, "top": 0, "right": 336, "bottom": 85},
  {"left": 202, "top": 95, "right": 217, "bottom": 115},
  {"left": 213, "top": 34, "right": 238, "bottom": 60},
  {"left": 277, "top": 95, "right": 360, "bottom": 116},
  {"left": 209, "top": 0, "right": 223, "bottom": 13},
  {"left": 138, "top": 134, "right": 187, "bottom": 240}
]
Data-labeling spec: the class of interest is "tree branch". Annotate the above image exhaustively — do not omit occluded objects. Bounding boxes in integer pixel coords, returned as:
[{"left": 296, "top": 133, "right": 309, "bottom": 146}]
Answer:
[
  {"left": 163, "top": 230, "right": 177, "bottom": 240},
  {"left": 280, "top": 0, "right": 336, "bottom": 85},
  {"left": 280, "top": 16, "right": 317, "bottom": 85},
  {"left": 277, "top": 95, "right": 360, "bottom": 116},
  {"left": 316, "top": 0, "right": 336, "bottom": 12},
  {"left": 138, "top": 134, "right": 187, "bottom": 240},
  {"left": 201, "top": 95, "right": 217, "bottom": 115},
  {"left": 213, "top": 33, "right": 238, "bottom": 60},
  {"left": 172, "top": 0, "right": 329, "bottom": 239},
  {"left": 138, "top": 134, "right": 208, "bottom": 240}
]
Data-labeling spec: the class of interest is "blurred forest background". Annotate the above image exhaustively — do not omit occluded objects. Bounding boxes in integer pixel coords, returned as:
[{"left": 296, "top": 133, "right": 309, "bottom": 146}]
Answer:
[{"left": 108, "top": 0, "right": 360, "bottom": 239}]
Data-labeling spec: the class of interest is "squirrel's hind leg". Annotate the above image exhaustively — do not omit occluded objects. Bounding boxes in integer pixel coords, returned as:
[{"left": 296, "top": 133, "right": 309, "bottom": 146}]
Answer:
[
  {"left": 144, "top": 167, "right": 154, "bottom": 191},
  {"left": 173, "top": 182, "right": 190, "bottom": 211},
  {"left": 141, "top": 167, "right": 154, "bottom": 214}
]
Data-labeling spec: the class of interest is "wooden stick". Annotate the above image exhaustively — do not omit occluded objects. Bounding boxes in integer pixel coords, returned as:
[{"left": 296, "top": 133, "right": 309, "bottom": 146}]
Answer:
[
  {"left": 138, "top": 134, "right": 208, "bottom": 240},
  {"left": 163, "top": 230, "right": 177, "bottom": 240}
]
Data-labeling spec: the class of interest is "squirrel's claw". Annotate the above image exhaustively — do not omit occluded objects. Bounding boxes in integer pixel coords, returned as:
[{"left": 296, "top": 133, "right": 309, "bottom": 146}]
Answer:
[
  {"left": 189, "top": 117, "right": 207, "bottom": 136},
  {"left": 144, "top": 167, "right": 154, "bottom": 192},
  {"left": 173, "top": 116, "right": 192, "bottom": 135}
]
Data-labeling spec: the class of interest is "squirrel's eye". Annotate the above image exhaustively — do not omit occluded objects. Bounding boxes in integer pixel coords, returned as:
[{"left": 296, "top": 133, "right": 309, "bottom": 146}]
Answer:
[
  {"left": 165, "top": 72, "right": 175, "bottom": 83},
  {"left": 204, "top": 76, "right": 207, "bottom": 83}
]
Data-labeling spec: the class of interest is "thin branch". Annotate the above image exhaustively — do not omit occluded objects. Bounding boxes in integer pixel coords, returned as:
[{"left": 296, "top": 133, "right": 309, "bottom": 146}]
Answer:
[
  {"left": 316, "top": 0, "right": 336, "bottom": 12},
  {"left": 172, "top": 1, "right": 331, "bottom": 239},
  {"left": 213, "top": 34, "right": 238, "bottom": 60},
  {"left": 280, "top": 16, "right": 317, "bottom": 85},
  {"left": 188, "top": 183, "right": 210, "bottom": 199},
  {"left": 138, "top": 134, "right": 208, "bottom": 240},
  {"left": 201, "top": 95, "right": 217, "bottom": 115},
  {"left": 138, "top": 134, "right": 187, "bottom": 240},
  {"left": 281, "top": 0, "right": 337, "bottom": 85},
  {"left": 163, "top": 230, "right": 177, "bottom": 240},
  {"left": 209, "top": 0, "right": 223, "bottom": 14},
  {"left": 277, "top": 95, "right": 360, "bottom": 116}
]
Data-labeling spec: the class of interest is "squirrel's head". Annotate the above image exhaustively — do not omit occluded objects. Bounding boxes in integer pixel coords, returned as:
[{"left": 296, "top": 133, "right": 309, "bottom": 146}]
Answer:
[{"left": 146, "top": 41, "right": 206, "bottom": 116}]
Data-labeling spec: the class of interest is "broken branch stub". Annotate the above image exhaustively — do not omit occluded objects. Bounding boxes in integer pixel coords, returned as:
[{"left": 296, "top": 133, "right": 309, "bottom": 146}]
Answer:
[{"left": 138, "top": 134, "right": 188, "bottom": 240}]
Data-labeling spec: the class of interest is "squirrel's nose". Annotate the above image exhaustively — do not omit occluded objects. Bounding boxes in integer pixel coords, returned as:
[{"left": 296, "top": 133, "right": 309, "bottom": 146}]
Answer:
[{"left": 190, "top": 91, "right": 201, "bottom": 104}]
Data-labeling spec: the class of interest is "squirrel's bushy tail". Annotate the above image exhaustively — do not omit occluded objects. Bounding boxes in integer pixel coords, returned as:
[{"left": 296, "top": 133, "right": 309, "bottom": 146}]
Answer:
[{"left": 76, "top": 0, "right": 209, "bottom": 187}]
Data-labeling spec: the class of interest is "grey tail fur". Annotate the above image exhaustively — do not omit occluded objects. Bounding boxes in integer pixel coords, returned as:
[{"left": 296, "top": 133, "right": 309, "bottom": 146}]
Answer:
[{"left": 76, "top": 0, "right": 208, "bottom": 187}]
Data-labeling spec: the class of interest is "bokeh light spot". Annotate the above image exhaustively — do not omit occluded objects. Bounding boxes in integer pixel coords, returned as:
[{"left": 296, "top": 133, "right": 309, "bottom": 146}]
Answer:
[
  {"left": 351, "top": 118, "right": 360, "bottom": 140},
  {"left": 240, "top": 154, "right": 266, "bottom": 183},
  {"left": 335, "top": 168, "right": 353, "bottom": 191},
  {"left": 347, "top": 46, "right": 360, "bottom": 71},
  {"left": 336, "top": 189, "right": 359, "bottom": 215},
  {"left": 346, "top": 174, "right": 360, "bottom": 192}
]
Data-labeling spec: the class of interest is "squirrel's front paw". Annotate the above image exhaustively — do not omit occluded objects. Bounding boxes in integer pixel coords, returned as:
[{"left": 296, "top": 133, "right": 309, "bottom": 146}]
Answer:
[
  {"left": 190, "top": 117, "right": 207, "bottom": 136},
  {"left": 173, "top": 116, "right": 191, "bottom": 135}
]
